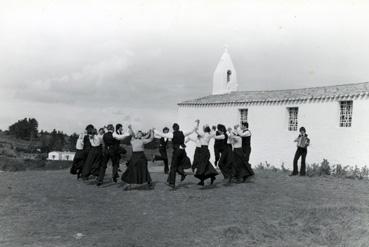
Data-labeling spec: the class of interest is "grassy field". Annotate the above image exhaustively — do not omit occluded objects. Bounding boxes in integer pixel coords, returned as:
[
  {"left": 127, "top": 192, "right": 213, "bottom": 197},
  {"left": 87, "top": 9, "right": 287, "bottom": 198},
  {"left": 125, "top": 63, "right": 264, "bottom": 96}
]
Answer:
[{"left": 1, "top": 165, "right": 369, "bottom": 247}]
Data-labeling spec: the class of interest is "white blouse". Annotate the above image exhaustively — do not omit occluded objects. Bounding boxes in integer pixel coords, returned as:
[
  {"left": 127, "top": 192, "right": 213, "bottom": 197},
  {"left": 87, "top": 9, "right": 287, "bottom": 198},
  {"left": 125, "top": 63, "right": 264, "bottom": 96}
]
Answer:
[
  {"left": 237, "top": 128, "right": 251, "bottom": 137},
  {"left": 90, "top": 135, "right": 103, "bottom": 147},
  {"left": 199, "top": 132, "right": 214, "bottom": 146},
  {"left": 131, "top": 137, "right": 153, "bottom": 152},
  {"left": 229, "top": 134, "right": 243, "bottom": 149},
  {"left": 186, "top": 136, "right": 201, "bottom": 147},
  {"left": 75, "top": 134, "right": 84, "bottom": 150},
  {"left": 113, "top": 131, "right": 131, "bottom": 140},
  {"left": 226, "top": 132, "right": 233, "bottom": 145}
]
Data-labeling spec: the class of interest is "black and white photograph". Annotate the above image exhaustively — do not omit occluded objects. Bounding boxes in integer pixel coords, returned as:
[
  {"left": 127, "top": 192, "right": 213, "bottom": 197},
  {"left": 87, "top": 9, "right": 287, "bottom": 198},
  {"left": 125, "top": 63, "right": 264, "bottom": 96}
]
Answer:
[{"left": 1, "top": 1, "right": 369, "bottom": 246}]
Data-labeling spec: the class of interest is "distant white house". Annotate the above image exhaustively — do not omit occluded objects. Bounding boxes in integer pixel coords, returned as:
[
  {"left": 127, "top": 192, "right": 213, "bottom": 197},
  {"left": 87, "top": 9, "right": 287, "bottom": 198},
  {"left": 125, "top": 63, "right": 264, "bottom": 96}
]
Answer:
[
  {"left": 178, "top": 47, "right": 369, "bottom": 168},
  {"left": 48, "top": 151, "right": 75, "bottom": 161}
]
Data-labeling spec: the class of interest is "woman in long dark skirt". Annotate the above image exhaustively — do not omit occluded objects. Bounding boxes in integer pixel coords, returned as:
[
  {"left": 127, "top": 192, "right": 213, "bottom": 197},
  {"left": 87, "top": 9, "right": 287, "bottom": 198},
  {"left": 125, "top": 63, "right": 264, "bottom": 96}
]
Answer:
[
  {"left": 214, "top": 124, "right": 233, "bottom": 181},
  {"left": 228, "top": 129, "right": 254, "bottom": 182},
  {"left": 185, "top": 135, "right": 201, "bottom": 172},
  {"left": 81, "top": 126, "right": 104, "bottom": 180},
  {"left": 70, "top": 133, "right": 87, "bottom": 179},
  {"left": 194, "top": 125, "right": 218, "bottom": 186},
  {"left": 81, "top": 124, "right": 96, "bottom": 180},
  {"left": 90, "top": 128, "right": 105, "bottom": 177},
  {"left": 121, "top": 127, "right": 154, "bottom": 188}
]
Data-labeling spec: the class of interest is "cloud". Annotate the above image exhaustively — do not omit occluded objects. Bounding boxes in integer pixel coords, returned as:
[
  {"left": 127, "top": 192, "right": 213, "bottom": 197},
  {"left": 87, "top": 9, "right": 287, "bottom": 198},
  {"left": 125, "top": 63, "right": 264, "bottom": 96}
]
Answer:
[
  {"left": 1, "top": 0, "right": 369, "bottom": 133},
  {"left": 13, "top": 55, "right": 130, "bottom": 104}
]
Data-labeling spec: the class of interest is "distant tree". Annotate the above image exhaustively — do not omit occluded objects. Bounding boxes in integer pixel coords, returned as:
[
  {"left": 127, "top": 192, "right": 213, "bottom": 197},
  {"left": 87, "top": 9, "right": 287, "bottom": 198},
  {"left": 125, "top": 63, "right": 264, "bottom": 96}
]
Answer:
[
  {"left": 40, "top": 134, "right": 51, "bottom": 153},
  {"left": 39, "top": 129, "right": 69, "bottom": 152},
  {"left": 8, "top": 118, "right": 39, "bottom": 140},
  {"left": 68, "top": 133, "right": 79, "bottom": 152},
  {"left": 28, "top": 118, "right": 38, "bottom": 140},
  {"left": 8, "top": 120, "right": 80, "bottom": 152},
  {"left": 48, "top": 129, "right": 65, "bottom": 151}
]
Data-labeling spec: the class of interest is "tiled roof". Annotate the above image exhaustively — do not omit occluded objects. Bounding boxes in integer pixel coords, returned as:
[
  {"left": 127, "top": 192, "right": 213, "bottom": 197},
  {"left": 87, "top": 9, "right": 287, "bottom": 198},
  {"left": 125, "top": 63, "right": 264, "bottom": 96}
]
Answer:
[{"left": 178, "top": 82, "right": 369, "bottom": 106}]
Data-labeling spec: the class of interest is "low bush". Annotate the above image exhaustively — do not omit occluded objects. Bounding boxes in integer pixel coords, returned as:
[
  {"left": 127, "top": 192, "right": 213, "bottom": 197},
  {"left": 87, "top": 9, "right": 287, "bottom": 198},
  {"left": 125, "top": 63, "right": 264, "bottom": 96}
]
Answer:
[
  {"left": 256, "top": 161, "right": 284, "bottom": 173},
  {"left": 256, "top": 159, "right": 368, "bottom": 180},
  {"left": 0, "top": 148, "right": 17, "bottom": 158},
  {"left": 331, "top": 164, "right": 369, "bottom": 179},
  {"left": 306, "top": 159, "right": 331, "bottom": 177}
]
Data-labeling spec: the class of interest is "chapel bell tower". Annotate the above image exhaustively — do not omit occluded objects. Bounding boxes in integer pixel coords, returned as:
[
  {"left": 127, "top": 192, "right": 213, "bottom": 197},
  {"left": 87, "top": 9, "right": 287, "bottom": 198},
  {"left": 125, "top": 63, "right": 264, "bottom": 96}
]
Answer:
[{"left": 212, "top": 46, "right": 238, "bottom": 95}]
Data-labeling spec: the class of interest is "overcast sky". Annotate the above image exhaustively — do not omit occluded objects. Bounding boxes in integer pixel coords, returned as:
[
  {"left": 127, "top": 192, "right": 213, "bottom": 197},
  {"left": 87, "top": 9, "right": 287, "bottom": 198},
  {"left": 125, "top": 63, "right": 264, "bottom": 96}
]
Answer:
[{"left": 1, "top": 0, "right": 369, "bottom": 134}]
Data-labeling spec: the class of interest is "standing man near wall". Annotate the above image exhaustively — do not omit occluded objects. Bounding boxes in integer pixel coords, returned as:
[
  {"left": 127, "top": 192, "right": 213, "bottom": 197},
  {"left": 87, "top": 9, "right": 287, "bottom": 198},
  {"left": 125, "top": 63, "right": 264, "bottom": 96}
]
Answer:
[{"left": 290, "top": 127, "right": 310, "bottom": 176}]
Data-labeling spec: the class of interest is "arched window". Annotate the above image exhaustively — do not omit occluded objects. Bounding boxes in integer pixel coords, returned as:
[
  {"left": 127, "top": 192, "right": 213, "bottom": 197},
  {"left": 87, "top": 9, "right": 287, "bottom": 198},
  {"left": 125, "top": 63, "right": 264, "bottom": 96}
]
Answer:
[{"left": 227, "top": 70, "right": 232, "bottom": 82}]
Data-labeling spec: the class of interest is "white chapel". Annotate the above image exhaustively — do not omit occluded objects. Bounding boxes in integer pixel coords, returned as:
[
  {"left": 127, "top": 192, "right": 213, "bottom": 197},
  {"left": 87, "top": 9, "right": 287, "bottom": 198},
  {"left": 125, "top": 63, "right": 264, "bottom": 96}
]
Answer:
[{"left": 177, "top": 48, "right": 369, "bottom": 168}]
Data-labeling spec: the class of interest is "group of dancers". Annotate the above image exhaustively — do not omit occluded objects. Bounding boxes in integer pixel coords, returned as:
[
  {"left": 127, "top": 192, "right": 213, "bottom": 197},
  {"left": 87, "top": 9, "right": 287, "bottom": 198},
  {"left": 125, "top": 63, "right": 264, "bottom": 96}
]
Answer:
[{"left": 69, "top": 119, "right": 256, "bottom": 189}]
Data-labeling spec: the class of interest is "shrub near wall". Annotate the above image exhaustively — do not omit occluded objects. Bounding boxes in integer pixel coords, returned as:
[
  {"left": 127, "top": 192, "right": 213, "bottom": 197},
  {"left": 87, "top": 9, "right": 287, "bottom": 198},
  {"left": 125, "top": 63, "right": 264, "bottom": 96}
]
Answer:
[
  {"left": 306, "top": 159, "right": 369, "bottom": 179},
  {"left": 256, "top": 159, "right": 369, "bottom": 180}
]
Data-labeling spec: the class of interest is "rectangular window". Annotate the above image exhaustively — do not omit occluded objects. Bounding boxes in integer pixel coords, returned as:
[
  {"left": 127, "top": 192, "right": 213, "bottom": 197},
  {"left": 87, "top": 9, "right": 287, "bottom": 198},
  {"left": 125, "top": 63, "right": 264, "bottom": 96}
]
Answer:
[
  {"left": 239, "top": 108, "right": 248, "bottom": 125},
  {"left": 340, "top": 101, "right": 353, "bottom": 127},
  {"left": 288, "top": 107, "right": 298, "bottom": 131}
]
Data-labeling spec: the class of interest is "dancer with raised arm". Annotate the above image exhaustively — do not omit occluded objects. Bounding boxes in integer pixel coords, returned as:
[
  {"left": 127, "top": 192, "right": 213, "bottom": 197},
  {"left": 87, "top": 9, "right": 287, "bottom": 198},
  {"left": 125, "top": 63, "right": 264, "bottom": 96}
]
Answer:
[
  {"left": 154, "top": 120, "right": 199, "bottom": 189},
  {"left": 121, "top": 126, "right": 155, "bottom": 189},
  {"left": 97, "top": 124, "right": 131, "bottom": 186},
  {"left": 194, "top": 124, "right": 219, "bottom": 186},
  {"left": 152, "top": 127, "right": 170, "bottom": 174},
  {"left": 185, "top": 134, "right": 201, "bottom": 172},
  {"left": 229, "top": 126, "right": 254, "bottom": 182},
  {"left": 70, "top": 132, "right": 87, "bottom": 179}
]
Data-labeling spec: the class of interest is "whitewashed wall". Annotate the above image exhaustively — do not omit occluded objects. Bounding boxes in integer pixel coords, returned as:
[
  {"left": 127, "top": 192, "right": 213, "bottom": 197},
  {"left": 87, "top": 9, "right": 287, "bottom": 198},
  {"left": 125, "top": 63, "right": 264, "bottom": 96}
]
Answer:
[{"left": 178, "top": 98, "right": 369, "bottom": 169}]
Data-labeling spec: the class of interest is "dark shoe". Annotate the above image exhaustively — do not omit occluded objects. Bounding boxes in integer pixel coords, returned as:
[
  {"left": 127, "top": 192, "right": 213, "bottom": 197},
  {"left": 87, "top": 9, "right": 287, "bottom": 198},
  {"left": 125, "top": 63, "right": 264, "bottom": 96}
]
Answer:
[
  {"left": 167, "top": 183, "right": 176, "bottom": 189},
  {"left": 289, "top": 172, "right": 298, "bottom": 176},
  {"left": 113, "top": 176, "right": 118, "bottom": 183},
  {"left": 123, "top": 184, "right": 131, "bottom": 191},
  {"left": 197, "top": 181, "right": 204, "bottom": 186},
  {"left": 210, "top": 176, "right": 216, "bottom": 185},
  {"left": 180, "top": 174, "right": 186, "bottom": 182},
  {"left": 96, "top": 181, "right": 103, "bottom": 186},
  {"left": 299, "top": 173, "right": 306, "bottom": 176},
  {"left": 242, "top": 176, "right": 247, "bottom": 183}
]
